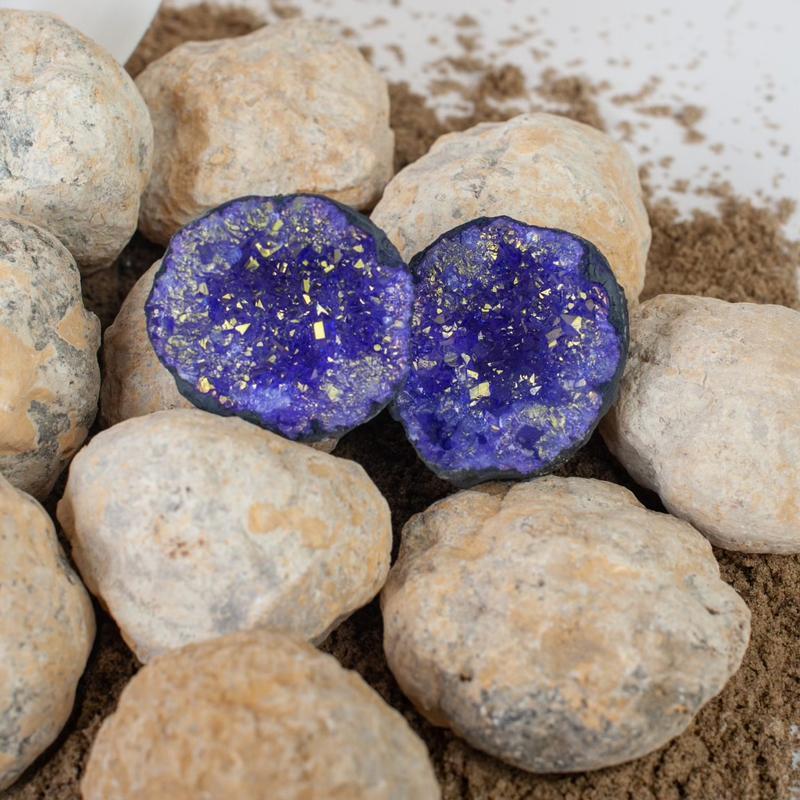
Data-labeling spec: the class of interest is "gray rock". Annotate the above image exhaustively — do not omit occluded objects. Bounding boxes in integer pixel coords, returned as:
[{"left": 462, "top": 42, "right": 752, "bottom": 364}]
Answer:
[
  {"left": 0, "top": 475, "right": 95, "bottom": 791},
  {"left": 602, "top": 294, "right": 800, "bottom": 552},
  {"left": 0, "top": 11, "right": 153, "bottom": 273},
  {"left": 82, "top": 629, "right": 440, "bottom": 799},
  {"left": 382, "top": 476, "right": 750, "bottom": 773},
  {"left": 371, "top": 113, "right": 650, "bottom": 301},
  {"left": 136, "top": 20, "right": 393, "bottom": 245},
  {"left": 0, "top": 216, "right": 100, "bottom": 499},
  {"left": 58, "top": 409, "right": 391, "bottom": 662}
]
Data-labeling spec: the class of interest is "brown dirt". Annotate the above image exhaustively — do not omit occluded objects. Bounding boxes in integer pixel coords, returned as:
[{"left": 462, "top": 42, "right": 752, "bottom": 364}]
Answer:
[{"left": 7, "top": 4, "right": 799, "bottom": 799}]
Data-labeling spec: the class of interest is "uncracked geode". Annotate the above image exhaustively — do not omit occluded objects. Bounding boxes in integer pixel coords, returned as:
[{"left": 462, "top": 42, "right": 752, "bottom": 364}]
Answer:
[
  {"left": 393, "top": 216, "right": 628, "bottom": 486},
  {"left": 145, "top": 194, "right": 412, "bottom": 442}
]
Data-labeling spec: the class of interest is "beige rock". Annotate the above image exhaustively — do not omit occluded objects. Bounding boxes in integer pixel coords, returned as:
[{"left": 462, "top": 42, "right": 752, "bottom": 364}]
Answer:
[
  {"left": 602, "top": 294, "right": 800, "bottom": 553},
  {"left": 100, "top": 261, "right": 193, "bottom": 428},
  {"left": 0, "top": 11, "right": 153, "bottom": 272},
  {"left": 0, "top": 217, "right": 100, "bottom": 499},
  {"left": 0, "top": 475, "right": 95, "bottom": 791},
  {"left": 99, "top": 261, "right": 336, "bottom": 452},
  {"left": 371, "top": 112, "right": 650, "bottom": 300},
  {"left": 136, "top": 20, "right": 394, "bottom": 245},
  {"left": 382, "top": 476, "right": 750, "bottom": 773},
  {"left": 82, "top": 629, "right": 440, "bottom": 800},
  {"left": 58, "top": 409, "right": 391, "bottom": 662}
]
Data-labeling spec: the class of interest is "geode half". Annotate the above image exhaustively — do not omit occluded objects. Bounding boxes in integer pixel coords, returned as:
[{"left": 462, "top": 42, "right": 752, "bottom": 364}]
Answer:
[
  {"left": 146, "top": 195, "right": 412, "bottom": 441},
  {"left": 393, "top": 217, "right": 628, "bottom": 486}
]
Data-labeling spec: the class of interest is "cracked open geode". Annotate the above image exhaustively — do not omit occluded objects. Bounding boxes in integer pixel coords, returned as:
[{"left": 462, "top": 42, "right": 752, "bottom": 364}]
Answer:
[
  {"left": 145, "top": 194, "right": 412, "bottom": 442},
  {"left": 392, "top": 217, "right": 628, "bottom": 486}
]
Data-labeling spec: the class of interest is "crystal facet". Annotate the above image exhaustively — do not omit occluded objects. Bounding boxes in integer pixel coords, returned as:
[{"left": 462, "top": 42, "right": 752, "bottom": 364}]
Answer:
[
  {"left": 392, "top": 217, "right": 628, "bottom": 486},
  {"left": 146, "top": 194, "right": 413, "bottom": 441}
]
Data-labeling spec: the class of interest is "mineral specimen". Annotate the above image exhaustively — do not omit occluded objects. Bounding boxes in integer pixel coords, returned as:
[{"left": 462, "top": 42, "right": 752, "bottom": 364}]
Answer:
[
  {"left": 0, "top": 475, "right": 95, "bottom": 791},
  {"left": 371, "top": 112, "right": 650, "bottom": 300},
  {"left": 57, "top": 408, "right": 392, "bottom": 662},
  {"left": 0, "top": 216, "right": 101, "bottom": 499},
  {"left": 0, "top": 11, "right": 153, "bottom": 273},
  {"left": 136, "top": 19, "right": 394, "bottom": 244},
  {"left": 381, "top": 476, "right": 750, "bottom": 773},
  {"left": 602, "top": 294, "right": 800, "bottom": 553},
  {"left": 393, "top": 217, "right": 627, "bottom": 486},
  {"left": 82, "top": 629, "right": 440, "bottom": 800},
  {"left": 146, "top": 194, "right": 412, "bottom": 443}
]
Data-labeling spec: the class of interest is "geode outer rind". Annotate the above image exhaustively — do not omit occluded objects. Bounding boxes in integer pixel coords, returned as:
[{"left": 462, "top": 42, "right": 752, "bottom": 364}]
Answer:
[
  {"left": 393, "top": 216, "right": 628, "bottom": 486},
  {"left": 146, "top": 194, "right": 412, "bottom": 442}
]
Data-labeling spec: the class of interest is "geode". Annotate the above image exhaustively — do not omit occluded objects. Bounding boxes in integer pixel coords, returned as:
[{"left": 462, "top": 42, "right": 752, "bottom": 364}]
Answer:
[
  {"left": 393, "top": 217, "right": 628, "bottom": 486},
  {"left": 146, "top": 194, "right": 412, "bottom": 441}
]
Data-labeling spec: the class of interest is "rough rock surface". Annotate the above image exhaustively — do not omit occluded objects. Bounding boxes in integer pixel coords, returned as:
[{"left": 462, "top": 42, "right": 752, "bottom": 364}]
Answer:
[
  {"left": 136, "top": 20, "right": 394, "bottom": 245},
  {"left": 381, "top": 476, "right": 750, "bottom": 773},
  {"left": 100, "top": 261, "right": 192, "bottom": 428},
  {"left": 58, "top": 409, "right": 391, "bottom": 662},
  {"left": 0, "top": 217, "right": 101, "bottom": 499},
  {"left": 0, "top": 475, "right": 95, "bottom": 792},
  {"left": 82, "top": 629, "right": 440, "bottom": 800},
  {"left": 371, "top": 113, "right": 650, "bottom": 301},
  {"left": 602, "top": 294, "right": 800, "bottom": 553},
  {"left": 0, "top": 11, "right": 153, "bottom": 272}
]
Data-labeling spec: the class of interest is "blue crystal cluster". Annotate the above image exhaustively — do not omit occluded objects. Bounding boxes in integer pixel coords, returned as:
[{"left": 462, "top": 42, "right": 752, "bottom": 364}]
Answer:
[
  {"left": 392, "top": 217, "right": 628, "bottom": 486},
  {"left": 146, "top": 194, "right": 413, "bottom": 441}
]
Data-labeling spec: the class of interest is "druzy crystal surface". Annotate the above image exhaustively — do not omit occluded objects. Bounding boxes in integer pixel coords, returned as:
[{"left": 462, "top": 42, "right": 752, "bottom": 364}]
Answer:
[
  {"left": 146, "top": 194, "right": 412, "bottom": 441},
  {"left": 393, "top": 217, "right": 628, "bottom": 486}
]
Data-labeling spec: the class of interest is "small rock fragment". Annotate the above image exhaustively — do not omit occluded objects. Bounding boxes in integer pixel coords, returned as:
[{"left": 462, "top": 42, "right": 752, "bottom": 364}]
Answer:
[
  {"left": 393, "top": 217, "right": 627, "bottom": 486},
  {"left": 602, "top": 294, "right": 800, "bottom": 552},
  {"left": 0, "top": 217, "right": 100, "bottom": 499},
  {"left": 0, "top": 11, "right": 153, "bottom": 272},
  {"left": 58, "top": 409, "right": 392, "bottom": 662},
  {"left": 101, "top": 261, "right": 193, "bottom": 428},
  {"left": 146, "top": 195, "right": 412, "bottom": 443},
  {"left": 0, "top": 475, "right": 95, "bottom": 791},
  {"left": 382, "top": 476, "right": 750, "bottom": 773},
  {"left": 82, "top": 629, "right": 440, "bottom": 799},
  {"left": 136, "top": 20, "right": 394, "bottom": 244},
  {"left": 372, "top": 112, "right": 650, "bottom": 300}
]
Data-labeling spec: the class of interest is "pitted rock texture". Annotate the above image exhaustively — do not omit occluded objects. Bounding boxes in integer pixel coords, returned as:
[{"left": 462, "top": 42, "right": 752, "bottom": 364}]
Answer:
[
  {"left": 0, "top": 217, "right": 101, "bottom": 499},
  {"left": 381, "top": 476, "right": 750, "bottom": 773},
  {"left": 100, "top": 261, "right": 193, "bottom": 428},
  {"left": 82, "top": 629, "right": 440, "bottom": 800},
  {"left": 0, "top": 11, "right": 153, "bottom": 273},
  {"left": 602, "top": 294, "right": 800, "bottom": 553},
  {"left": 0, "top": 475, "right": 95, "bottom": 791},
  {"left": 57, "top": 409, "right": 392, "bottom": 662},
  {"left": 371, "top": 113, "right": 650, "bottom": 301},
  {"left": 136, "top": 20, "right": 394, "bottom": 245}
]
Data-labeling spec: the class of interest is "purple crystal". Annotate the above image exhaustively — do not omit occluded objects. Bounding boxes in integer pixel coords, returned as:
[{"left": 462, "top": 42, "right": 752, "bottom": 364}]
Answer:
[
  {"left": 392, "top": 217, "right": 628, "bottom": 486},
  {"left": 146, "top": 194, "right": 413, "bottom": 441}
]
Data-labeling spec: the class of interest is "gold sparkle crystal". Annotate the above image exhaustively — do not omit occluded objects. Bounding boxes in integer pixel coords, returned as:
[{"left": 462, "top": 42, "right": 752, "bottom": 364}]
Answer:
[
  {"left": 469, "top": 381, "right": 491, "bottom": 400},
  {"left": 313, "top": 321, "right": 326, "bottom": 340},
  {"left": 353, "top": 244, "right": 364, "bottom": 253},
  {"left": 235, "top": 323, "right": 251, "bottom": 335},
  {"left": 302, "top": 278, "right": 311, "bottom": 292},
  {"left": 198, "top": 376, "right": 214, "bottom": 393},
  {"left": 255, "top": 299, "right": 265, "bottom": 310},
  {"left": 245, "top": 256, "right": 260, "bottom": 271},
  {"left": 354, "top": 258, "right": 365, "bottom": 270},
  {"left": 197, "top": 282, "right": 209, "bottom": 295}
]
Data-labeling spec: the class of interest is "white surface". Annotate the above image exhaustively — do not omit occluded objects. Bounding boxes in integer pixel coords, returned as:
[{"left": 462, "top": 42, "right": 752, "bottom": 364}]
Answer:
[
  {"left": 195, "top": 0, "right": 799, "bottom": 240},
  {"left": 1, "top": 0, "right": 160, "bottom": 63}
]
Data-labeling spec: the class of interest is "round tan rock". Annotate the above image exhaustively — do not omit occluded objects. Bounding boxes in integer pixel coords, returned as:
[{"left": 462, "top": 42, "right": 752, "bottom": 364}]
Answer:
[
  {"left": 602, "top": 294, "right": 800, "bottom": 553},
  {"left": 99, "top": 262, "right": 335, "bottom": 452},
  {"left": 381, "top": 476, "right": 750, "bottom": 773},
  {"left": 0, "top": 11, "right": 153, "bottom": 273},
  {"left": 58, "top": 408, "right": 391, "bottom": 662},
  {"left": 371, "top": 112, "right": 650, "bottom": 300},
  {"left": 0, "top": 217, "right": 101, "bottom": 499},
  {"left": 100, "top": 261, "right": 192, "bottom": 428},
  {"left": 0, "top": 475, "right": 95, "bottom": 791},
  {"left": 136, "top": 20, "right": 394, "bottom": 245},
  {"left": 82, "top": 629, "right": 439, "bottom": 800}
]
